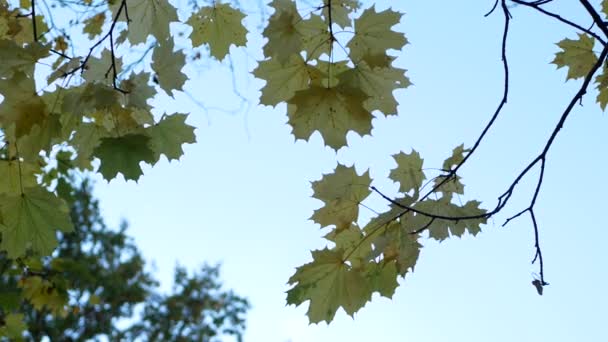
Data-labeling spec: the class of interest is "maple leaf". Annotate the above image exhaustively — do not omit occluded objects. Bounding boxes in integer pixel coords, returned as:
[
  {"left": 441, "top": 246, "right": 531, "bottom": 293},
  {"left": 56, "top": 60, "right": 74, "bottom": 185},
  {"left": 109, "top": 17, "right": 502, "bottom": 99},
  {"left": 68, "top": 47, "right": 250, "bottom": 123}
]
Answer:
[
  {"left": 83, "top": 49, "right": 123, "bottom": 83},
  {"left": 146, "top": 114, "right": 196, "bottom": 161},
  {"left": 309, "top": 60, "right": 350, "bottom": 88},
  {"left": 286, "top": 248, "right": 372, "bottom": 324},
  {"left": 70, "top": 123, "right": 106, "bottom": 170},
  {"left": 442, "top": 144, "right": 470, "bottom": 170},
  {"left": 16, "top": 113, "right": 63, "bottom": 161},
  {"left": 93, "top": 134, "right": 156, "bottom": 181},
  {"left": 120, "top": 72, "right": 155, "bottom": 110},
  {"left": 262, "top": 0, "right": 304, "bottom": 63},
  {"left": 415, "top": 199, "right": 487, "bottom": 241},
  {"left": 310, "top": 164, "right": 371, "bottom": 231},
  {"left": 433, "top": 175, "right": 465, "bottom": 195},
  {"left": 152, "top": 38, "right": 187, "bottom": 96},
  {"left": 287, "top": 85, "right": 372, "bottom": 149},
  {"left": 0, "top": 72, "right": 48, "bottom": 138},
  {"left": 321, "top": 0, "right": 360, "bottom": 28},
  {"left": 595, "top": 61, "right": 608, "bottom": 110},
  {"left": 552, "top": 33, "right": 597, "bottom": 80},
  {"left": 381, "top": 223, "right": 421, "bottom": 276},
  {"left": 365, "top": 261, "right": 398, "bottom": 298},
  {"left": 83, "top": 12, "right": 105, "bottom": 39},
  {"left": 338, "top": 61, "right": 410, "bottom": 115},
  {"left": 299, "top": 14, "right": 332, "bottom": 60},
  {"left": 389, "top": 150, "right": 425, "bottom": 197},
  {"left": 324, "top": 224, "right": 371, "bottom": 268},
  {"left": 114, "top": 0, "right": 177, "bottom": 44},
  {"left": 0, "top": 40, "right": 49, "bottom": 78},
  {"left": 0, "top": 187, "right": 73, "bottom": 258},
  {"left": 0, "top": 160, "right": 38, "bottom": 195},
  {"left": 253, "top": 55, "right": 311, "bottom": 106},
  {"left": 347, "top": 6, "right": 407, "bottom": 62},
  {"left": 48, "top": 57, "right": 82, "bottom": 84},
  {"left": 187, "top": 3, "right": 247, "bottom": 60},
  {"left": 12, "top": 14, "right": 49, "bottom": 44}
]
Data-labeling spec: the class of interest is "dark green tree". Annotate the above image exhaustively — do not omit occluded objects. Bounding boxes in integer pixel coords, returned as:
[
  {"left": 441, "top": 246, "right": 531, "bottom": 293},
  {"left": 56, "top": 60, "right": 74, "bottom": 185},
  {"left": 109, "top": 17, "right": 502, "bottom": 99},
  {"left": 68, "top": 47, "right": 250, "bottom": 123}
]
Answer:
[{"left": 0, "top": 180, "right": 249, "bottom": 341}]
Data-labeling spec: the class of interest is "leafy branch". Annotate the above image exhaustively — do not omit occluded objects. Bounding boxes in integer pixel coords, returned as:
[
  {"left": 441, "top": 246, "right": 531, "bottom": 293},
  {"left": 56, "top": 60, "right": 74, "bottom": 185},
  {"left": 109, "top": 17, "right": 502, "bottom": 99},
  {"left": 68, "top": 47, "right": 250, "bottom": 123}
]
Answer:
[{"left": 368, "top": 0, "right": 608, "bottom": 289}]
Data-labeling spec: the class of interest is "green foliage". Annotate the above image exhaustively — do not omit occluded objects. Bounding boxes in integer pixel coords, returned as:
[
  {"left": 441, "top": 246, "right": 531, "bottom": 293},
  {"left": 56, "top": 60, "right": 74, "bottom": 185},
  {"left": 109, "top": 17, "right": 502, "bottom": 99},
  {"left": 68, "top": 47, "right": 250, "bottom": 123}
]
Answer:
[
  {"left": 288, "top": 151, "right": 485, "bottom": 322},
  {"left": 0, "top": 180, "right": 249, "bottom": 340},
  {"left": 552, "top": 33, "right": 597, "bottom": 80},
  {"left": 187, "top": 3, "right": 248, "bottom": 60},
  {"left": 1, "top": 0, "right": 606, "bottom": 327}
]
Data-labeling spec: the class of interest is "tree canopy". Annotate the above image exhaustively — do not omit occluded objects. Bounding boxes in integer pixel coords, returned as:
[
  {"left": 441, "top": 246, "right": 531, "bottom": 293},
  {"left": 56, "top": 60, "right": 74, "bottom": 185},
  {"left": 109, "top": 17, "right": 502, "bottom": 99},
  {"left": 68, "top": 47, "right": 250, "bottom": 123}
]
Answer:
[{"left": 0, "top": 0, "right": 607, "bottom": 330}]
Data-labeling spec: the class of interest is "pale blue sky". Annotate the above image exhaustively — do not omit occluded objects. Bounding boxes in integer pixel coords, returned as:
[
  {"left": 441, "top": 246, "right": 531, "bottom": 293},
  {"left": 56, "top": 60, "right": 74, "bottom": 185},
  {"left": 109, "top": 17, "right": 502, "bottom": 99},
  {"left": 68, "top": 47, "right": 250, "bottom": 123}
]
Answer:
[{"left": 92, "top": 1, "right": 607, "bottom": 341}]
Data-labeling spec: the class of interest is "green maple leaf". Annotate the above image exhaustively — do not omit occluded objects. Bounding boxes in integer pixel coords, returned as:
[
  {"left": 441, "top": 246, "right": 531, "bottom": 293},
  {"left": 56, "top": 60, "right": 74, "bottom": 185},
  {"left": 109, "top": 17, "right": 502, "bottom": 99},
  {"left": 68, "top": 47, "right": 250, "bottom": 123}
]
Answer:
[
  {"left": 595, "top": 61, "right": 608, "bottom": 110},
  {"left": 433, "top": 175, "right": 464, "bottom": 195},
  {"left": 83, "top": 49, "right": 123, "bottom": 84},
  {"left": 70, "top": 123, "right": 106, "bottom": 170},
  {"left": 120, "top": 72, "right": 155, "bottom": 110},
  {"left": 365, "top": 261, "right": 398, "bottom": 298},
  {"left": 146, "top": 114, "right": 196, "bottom": 161},
  {"left": 552, "top": 33, "right": 597, "bottom": 80},
  {"left": 115, "top": 0, "right": 177, "bottom": 44},
  {"left": 152, "top": 38, "right": 187, "bottom": 96},
  {"left": 382, "top": 223, "right": 421, "bottom": 275},
  {"left": 0, "top": 160, "right": 38, "bottom": 195},
  {"left": 389, "top": 150, "right": 425, "bottom": 196},
  {"left": 347, "top": 6, "right": 407, "bottom": 62},
  {"left": 13, "top": 14, "right": 48, "bottom": 44},
  {"left": 299, "top": 14, "right": 332, "bottom": 60},
  {"left": 187, "top": 3, "right": 248, "bottom": 60},
  {"left": 324, "top": 224, "right": 371, "bottom": 268},
  {"left": 17, "top": 114, "right": 63, "bottom": 161},
  {"left": 415, "top": 199, "right": 486, "bottom": 241},
  {"left": 262, "top": 0, "right": 304, "bottom": 63},
  {"left": 286, "top": 248, "right": 372, "bottom": 324},
  {"left": 442, "top": 144, "right": 470, "bottom": 170},
  {"left": 310, "top": 164, "right": 371, "bottom": 230},
  {"left": 287, "top": 85, "right": 372, "bottom": 149},
  {"left": 338, "top": 61, "right": 410, "bottom": 115},
  {"left": 0, "top": 187, "right": 73, "bottom": 258},
  {"left": 321, "top": 0, "right": 360, "bottom": 28},
  {"left": 0, "top": 40, "right": 49, "bottom": 78},
  {"left": 48, "top": 57, "right": 82, "bottom": 84},
  {"left": 93, "top": 134, "right": 156, "bottom": 181},
  {"left": 253, "top": 55, "right": 311, "bottom": 106},
  {"left": 0, "top": 72, "right": 48, "bottom": 138}
]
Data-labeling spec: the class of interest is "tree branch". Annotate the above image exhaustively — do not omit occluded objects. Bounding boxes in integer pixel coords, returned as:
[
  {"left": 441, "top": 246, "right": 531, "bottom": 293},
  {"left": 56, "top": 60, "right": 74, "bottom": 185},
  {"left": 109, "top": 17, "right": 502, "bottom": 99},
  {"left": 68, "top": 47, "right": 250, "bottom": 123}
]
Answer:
[{"left": 511, "top": 0, "right": 605, "bottom": 44}]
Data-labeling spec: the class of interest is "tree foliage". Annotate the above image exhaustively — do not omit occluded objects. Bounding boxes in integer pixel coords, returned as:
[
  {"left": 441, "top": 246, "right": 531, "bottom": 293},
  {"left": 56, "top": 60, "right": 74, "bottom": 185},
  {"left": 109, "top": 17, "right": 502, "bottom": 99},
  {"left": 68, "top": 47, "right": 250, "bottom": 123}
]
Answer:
[
  {"left": 0, "top": 0, "right": 607, "bottom": 327},
  {"left": 0, "top": 179, "right": 249, "bottom": 340}
]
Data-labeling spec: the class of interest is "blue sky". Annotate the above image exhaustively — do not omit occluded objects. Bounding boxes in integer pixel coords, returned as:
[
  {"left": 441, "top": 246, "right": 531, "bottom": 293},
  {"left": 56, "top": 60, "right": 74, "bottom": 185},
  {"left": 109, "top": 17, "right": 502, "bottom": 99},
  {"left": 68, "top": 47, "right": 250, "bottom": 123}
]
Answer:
[{"left": 92, "top": 1, "right": 607, "bottom": 341}]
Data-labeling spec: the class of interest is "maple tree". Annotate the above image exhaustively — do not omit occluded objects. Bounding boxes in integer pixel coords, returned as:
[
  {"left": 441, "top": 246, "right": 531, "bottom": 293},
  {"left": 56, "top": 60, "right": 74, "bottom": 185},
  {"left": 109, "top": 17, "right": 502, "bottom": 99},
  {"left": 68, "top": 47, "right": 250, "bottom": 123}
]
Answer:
[{"left": 1, "top": 0, "right": 607, "bottom": 331}]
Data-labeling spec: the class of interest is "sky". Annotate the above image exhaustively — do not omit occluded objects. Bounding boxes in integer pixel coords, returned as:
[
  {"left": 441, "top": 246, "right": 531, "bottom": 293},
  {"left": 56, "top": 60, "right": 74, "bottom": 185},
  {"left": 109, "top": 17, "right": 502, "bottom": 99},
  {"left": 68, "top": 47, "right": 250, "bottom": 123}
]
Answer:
[{"left": 90, "top": 1, "right": 607, "bottom": 341}]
